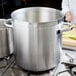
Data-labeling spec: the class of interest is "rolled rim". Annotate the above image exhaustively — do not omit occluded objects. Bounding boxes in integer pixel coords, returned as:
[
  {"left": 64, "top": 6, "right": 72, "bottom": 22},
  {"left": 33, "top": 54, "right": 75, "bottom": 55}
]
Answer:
[{"left": 11, "top": 7, "right": 64, "bottom": 23}]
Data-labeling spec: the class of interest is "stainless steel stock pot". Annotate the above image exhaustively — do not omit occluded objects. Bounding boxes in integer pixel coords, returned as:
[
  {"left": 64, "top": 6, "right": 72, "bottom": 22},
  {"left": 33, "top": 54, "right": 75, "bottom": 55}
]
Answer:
[
  {"left": 0, "top": 19, "right": 13, "bottom": 58},
  {"left": 4, "top": 7, "right": 72, "bottom": 72}
]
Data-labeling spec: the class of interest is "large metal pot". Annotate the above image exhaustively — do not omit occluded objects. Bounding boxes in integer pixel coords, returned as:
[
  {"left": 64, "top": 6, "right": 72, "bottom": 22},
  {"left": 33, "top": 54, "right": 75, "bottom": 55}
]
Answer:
[
  {"left": 4, "top": 7, "right": 72, "bottom": 72},
  {"left": 0, "top": 19, "right": 13, "bottom": 58}
]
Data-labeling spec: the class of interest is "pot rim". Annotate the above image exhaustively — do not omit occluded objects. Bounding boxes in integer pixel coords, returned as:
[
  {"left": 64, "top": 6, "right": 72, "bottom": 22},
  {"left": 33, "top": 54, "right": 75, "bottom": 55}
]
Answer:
[{"left": 11, "top": 7, "right": 64, "bottom": 24}]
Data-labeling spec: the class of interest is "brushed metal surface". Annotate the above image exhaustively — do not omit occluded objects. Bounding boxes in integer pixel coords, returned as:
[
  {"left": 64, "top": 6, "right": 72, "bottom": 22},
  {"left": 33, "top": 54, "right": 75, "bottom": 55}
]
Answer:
[
  {"left": 0, "top": 19, "right": 13, "bottom": 58},
  {"left": 9, "top": 7, "right": 63, "bottom": 71}
]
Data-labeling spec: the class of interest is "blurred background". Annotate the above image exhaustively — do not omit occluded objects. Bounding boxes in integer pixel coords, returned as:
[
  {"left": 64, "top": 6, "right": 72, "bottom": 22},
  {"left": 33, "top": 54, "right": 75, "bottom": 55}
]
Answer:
[{"left": 0, "top": 0, "right": 62, "bottom": 18}]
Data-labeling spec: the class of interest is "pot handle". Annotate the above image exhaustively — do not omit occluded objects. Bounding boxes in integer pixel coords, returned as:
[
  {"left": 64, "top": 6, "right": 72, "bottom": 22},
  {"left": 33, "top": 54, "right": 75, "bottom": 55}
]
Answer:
[
  {"left": 4, "top": 19, "right": 13, "bottom": 28},
  {"left": 62, "top": 22, "right": 74, "bottom": 32}
]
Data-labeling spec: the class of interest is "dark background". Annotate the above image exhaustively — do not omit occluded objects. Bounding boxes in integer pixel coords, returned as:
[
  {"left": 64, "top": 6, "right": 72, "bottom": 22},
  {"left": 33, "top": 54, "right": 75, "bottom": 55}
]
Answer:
[
  {"left": 26, "top": 0, "right": 62, "bottom": 10},
  {"left": 0, "top": 0, "right": 62, "bottom": 18}
]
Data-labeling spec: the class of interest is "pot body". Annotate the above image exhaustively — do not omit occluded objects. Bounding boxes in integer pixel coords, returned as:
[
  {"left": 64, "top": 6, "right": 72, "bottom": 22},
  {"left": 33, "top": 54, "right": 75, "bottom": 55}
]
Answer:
[
  {"left": 11, "top": 7, "right": 63, "bottom": 71},
  {"left": 0, "top": 19, "right": 13, "bottom": 58}
]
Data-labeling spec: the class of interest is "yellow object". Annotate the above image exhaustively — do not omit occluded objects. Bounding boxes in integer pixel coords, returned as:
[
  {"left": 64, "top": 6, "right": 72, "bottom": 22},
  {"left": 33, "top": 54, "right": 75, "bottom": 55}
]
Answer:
[
  {"left": 62, "top": 32, "right": 76, "bottom": 40},
  {"left": 62, "top": 24, "right": 76, "bottom": 40},
  {"left": 73, "top": 24, "right": 76, "bottom": 28},
  {"left": 62, "top": 24, "right": 76, "bottom": 47}
]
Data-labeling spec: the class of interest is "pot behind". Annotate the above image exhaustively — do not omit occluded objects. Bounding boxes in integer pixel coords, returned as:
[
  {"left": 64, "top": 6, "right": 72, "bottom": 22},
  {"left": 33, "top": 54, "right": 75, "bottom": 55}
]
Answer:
[{"left": 0, "top": 19, "right": 13, "bottom": 58}]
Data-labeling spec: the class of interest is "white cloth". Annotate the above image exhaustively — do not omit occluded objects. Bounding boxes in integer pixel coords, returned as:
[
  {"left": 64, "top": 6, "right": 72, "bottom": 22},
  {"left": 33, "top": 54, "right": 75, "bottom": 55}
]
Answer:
[{"left": 62, "top": 0, "right": 76, "bottom": 24}]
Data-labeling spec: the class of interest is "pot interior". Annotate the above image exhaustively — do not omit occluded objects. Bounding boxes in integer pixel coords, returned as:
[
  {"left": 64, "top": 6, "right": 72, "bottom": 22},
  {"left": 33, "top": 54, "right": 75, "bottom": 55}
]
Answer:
[{"left": 11, "top": 7, "right": 63, "bottom": 23}]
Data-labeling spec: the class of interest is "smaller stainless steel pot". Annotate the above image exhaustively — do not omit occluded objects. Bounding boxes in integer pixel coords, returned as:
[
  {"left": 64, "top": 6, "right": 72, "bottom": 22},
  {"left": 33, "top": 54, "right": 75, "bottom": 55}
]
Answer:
[{"left": 0, "top": 19, "right": 13, "bottom": 58}]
